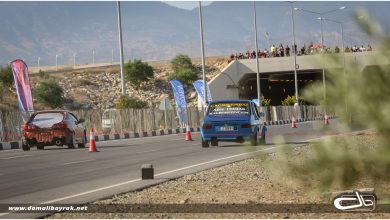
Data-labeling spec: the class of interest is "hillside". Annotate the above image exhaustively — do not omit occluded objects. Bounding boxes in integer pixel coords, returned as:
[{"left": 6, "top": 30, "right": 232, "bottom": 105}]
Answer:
[
  {"left": 0, "top": 56, "right": 229, "bottom": 111},
  {"left": 1, "top": 1, "right": 387, "bottom": 66}
]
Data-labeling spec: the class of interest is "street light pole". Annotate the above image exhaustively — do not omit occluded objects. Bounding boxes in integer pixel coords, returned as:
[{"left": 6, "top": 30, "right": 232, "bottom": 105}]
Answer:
[
  {"left": 112, "top": 48, "right": 114, "bottom": 63},
  {"left": 265, "top": 32, "right": 270, "bottom": 50},
  {"left": 294, "top": 6, "right": 346, "bottom": 102},
  {"left": 319, "top": 16, "right": 326, "bottom": 101},
  {"left": 117, "top": 1, "right": 126, "bottom": 95},
  {"left": 73, "top": 53, "right": 76, "bottom": 68},
  {"left": 55, "top": 54, "right": 58, "bottom": 72},
  {"left": 290, "top": 2, "right": 299, "bottom": 105},
  {"left": 253, "top": 0, "right": 261, "bottom": 107},
  {"left": 38, "top": 57, "right": 40, "bottom": 70},
  {"left": 93, "top": 50, "right": 95, "bottom": 64},
  {"left": 199, "top": 1, "right": 207, "bottom": 106}
]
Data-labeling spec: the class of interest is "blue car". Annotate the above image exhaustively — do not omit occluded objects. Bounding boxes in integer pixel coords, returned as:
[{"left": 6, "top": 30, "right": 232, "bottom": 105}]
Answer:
[{"left": 201, "top": 100, "right": 262, "bottom": 148}]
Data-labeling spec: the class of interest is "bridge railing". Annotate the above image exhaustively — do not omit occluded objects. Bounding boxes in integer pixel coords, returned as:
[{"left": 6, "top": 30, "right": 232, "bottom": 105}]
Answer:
[{"left": 0, "top": 105, "right": 334, "bottom": 142}]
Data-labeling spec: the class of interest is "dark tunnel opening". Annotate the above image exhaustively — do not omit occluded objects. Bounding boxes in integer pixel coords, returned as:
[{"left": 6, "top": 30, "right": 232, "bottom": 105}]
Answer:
[{"left": 238, "top": 71, "right": 323, "bottom": 105}]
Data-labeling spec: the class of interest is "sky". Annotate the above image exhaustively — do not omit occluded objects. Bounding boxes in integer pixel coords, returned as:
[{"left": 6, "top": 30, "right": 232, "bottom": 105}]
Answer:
[
  {"left": 0, "top": 1, "right": 388, "bottom": 66},
  {"left": 164, "top": 1, "right": 213, "bottom": 10}
]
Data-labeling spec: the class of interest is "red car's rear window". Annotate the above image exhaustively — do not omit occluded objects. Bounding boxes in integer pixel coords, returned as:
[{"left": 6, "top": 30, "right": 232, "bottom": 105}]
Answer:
[{"left": 29, "top": 112, "right": 65, "bottom": 128}]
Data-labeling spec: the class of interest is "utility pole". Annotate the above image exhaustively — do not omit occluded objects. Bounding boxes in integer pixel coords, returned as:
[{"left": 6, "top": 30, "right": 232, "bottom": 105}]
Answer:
[
  {"left": 199, "top": 1, "right": 207, "bottom": 106},
  {"left": 117, "top": 1, "right": 126, "bottom": 95},
  {"left": 55, "top": 54, "right": 58, "bottom": 72},
  {"left": 73, "top": 53, "right": 76, "bottom": 68},
  {"left": 253, "top": 1, "right": 261, "bottom": 107},
  {"left": 290, "top": 2, "right": 299, "bottom": 105}
]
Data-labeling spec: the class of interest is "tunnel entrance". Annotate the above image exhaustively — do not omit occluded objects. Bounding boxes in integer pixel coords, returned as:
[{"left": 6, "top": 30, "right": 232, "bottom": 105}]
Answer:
[{"left": 238, "top": 70, "right": 322, "bottom": 105}]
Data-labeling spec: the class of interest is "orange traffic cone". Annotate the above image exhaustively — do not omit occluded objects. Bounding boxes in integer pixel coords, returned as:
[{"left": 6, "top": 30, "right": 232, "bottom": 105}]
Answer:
[
  {"left": 89, "top": 128, "right": 99, "bottom": 152},
  {"left": 291, "top": 117, "right": 297, "bottom": 128},
  {"left": 185, "top": 123, "right": 193, "bottom": 141},
  {"left": 324, "top": 114, "right": 329, "bottom": 125}
]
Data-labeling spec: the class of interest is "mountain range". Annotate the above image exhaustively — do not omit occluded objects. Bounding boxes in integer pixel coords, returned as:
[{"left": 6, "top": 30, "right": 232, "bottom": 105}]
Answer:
[{"left": 0, "top": 1, "right": 388, "bottom": 67}]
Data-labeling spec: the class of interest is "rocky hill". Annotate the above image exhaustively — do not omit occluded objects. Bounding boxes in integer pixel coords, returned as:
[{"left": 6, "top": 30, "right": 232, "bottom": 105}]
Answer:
[{"left": 1, "top": 56, "right": 229, "bottom": 111}]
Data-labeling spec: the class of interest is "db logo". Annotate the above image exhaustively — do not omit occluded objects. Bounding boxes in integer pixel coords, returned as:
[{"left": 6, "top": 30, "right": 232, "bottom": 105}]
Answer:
[{"left": 333, "top": 190, "right": 376, "bottom": 211}]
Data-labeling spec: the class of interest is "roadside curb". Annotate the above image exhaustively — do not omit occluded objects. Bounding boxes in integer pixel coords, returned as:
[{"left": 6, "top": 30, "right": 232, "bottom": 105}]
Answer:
[
  {"left": 0, "top": 127, "right": 201, "bottom": 151},
  {"left": 0, "top": 116, "right": 337, "bottom": 151},
  {"left": 262, "top": 115, "right": 337, "bottom": 126}
]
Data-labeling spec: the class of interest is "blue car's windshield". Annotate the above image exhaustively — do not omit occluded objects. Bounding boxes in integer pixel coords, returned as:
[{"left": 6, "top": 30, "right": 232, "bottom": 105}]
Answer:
[{"left": 207, "top": 102, "right": 250, "bottom": 116}]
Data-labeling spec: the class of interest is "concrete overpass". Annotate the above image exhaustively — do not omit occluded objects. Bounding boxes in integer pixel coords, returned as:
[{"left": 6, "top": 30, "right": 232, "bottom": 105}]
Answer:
[{"left": 209, "top": 51, "right": 383, "bottom": 105}]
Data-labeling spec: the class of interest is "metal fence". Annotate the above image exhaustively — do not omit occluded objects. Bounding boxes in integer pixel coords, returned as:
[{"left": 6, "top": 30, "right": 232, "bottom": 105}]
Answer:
[{"left": 0, "top": 105, "right": 332, "bottom": 142}]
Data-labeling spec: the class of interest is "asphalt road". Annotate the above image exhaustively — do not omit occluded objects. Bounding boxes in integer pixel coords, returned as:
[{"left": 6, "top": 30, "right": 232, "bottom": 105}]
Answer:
[{"left": 0, "top": 119, "right": 344, "bottom": 218}]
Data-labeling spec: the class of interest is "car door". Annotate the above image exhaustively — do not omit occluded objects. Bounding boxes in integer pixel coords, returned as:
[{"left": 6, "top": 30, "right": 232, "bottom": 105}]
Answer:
[{"left": 68, "top": 113, "right": 83, "bottom": 142}]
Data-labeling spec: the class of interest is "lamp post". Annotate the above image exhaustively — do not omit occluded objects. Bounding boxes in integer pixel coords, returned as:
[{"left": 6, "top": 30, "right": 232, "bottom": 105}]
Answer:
[
  {"left": 111, "top": 48, "right": 114, "bottom": 63},
  {"left": 318, "top": 17, "right": 346, "bottom": 76},
  {"left": 117, "top": 0, "right": 126, "bottom": 95},
  {"left": 265, "top": 32, "right": 270, "bottom": 51},
  {"left": 289, "top": 2, "right": 299, "bottom": 106},
  {"left": 38, "top": 57, "right": 40, "bottom": 70},
  {"left": 55, "top": 54, "right": 59, "bottom": 72},
  {"left": 294, "top": 6, "right": 346, "bottom": 101},
  {"left": 92, "top": 50, "right": 95, "bottom": 64},
  {"left": 253, "top": 0, "right": 261, "bottom": 107},
  {"left": 199, "top": 1, "right": 207, "bottom": 106},
  {"left": 73, "top": 53, "right": 77, "bottom": 68}
]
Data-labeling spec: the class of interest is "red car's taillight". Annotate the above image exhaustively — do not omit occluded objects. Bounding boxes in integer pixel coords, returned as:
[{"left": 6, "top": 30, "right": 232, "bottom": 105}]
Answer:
[
  {"left": 52, "top": 122, "right": 68, "bottom": 129},
  {"left": 23, "top": 124, "right": 39, "bottom": 131},
  {"left": 241, "top": 124, "right": 251, "bottom": 128},
  {"left": 202, "top": 124, "right": 213, "bottom": 129}
]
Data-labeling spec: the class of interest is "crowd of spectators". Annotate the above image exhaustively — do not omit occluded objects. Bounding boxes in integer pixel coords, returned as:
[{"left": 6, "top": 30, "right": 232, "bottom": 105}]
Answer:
[{"left": 229, "top": 43, "right": 373, "bottom": 61}]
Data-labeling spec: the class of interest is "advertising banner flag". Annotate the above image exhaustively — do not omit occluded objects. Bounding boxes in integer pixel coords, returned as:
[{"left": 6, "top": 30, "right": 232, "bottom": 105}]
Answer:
[
  {"left": 193, "top": 80, "right": 212, "bottom": 105},
  {"left": 10, "top": 59, "right": 34, "bottom": 121},
  {"left": 169, "top": 80, "right": 187, "bottom": 127}
]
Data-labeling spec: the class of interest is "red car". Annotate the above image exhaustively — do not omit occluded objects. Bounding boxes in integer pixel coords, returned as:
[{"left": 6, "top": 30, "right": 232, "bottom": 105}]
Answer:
[{"left": 22, "top": 110, "right": 86, "bottom": 151}]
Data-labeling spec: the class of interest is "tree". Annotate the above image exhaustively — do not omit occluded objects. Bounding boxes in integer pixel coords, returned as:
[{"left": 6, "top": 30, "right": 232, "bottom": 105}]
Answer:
[
  {"left": 168, "top": 68, "right": 198, "bottom": 86},
  {"left": 116, "top": 95, "right": 148, "bottom": 109},
  {"left": 34, "top": 79, "right": 64, "bottom": 108},
  {"left": 169, "top": 54, "right": 198, "bottom": 85},
  {"left": 124, "top": 60, "right": 154, "bottom": 87},
  {"left": 170, "top": 54, "right": 194, "bottom": 73},
  {"left": 0, "top": 65, "right": 14, "bottom": 87},
  {"left": 271, "top": 11, "right": 390, "bottom": 193}
]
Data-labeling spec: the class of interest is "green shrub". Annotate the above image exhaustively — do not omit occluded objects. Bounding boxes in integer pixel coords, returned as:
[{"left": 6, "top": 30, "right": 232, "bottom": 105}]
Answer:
[
  {"left": 116, "top": 95, "right": 147, "bottom": 109},
  {"left": 124, "top": 60, "right": 154, "bottom": 87},
  {"left": 281, "top": 95, "right": 304, "bottom": 106},
  {"left": 169, "top": 54, "right": 198, "bottom": 85},
  {"left": 0, "top": 65, "right": 13, "bottom": 87},
  {"left": 168, "top": 68, "right": 198, "bottom": 85},
  {"left": 170, "top": 54, "right": 194, "bottom": 73},
  {"left": 38, "top": 70, "right": 50, "bottom": 79},
  {"left": 262, "top": 97, "right": 271, "bottom": 106},
  {"left": 34, "top": 79, "right": 64, "bottom": 108},
  {"left": 281, "top": 95, "right": 296, "bottom": 106},
  {"left": 0, "top": 82, "right": 4, "bottom": 101},
  {"left": 270, "top": 11, "right": 390, "bottom": 192}
]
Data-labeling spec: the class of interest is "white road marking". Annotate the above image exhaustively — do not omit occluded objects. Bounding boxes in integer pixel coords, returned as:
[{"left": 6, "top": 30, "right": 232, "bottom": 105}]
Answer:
[
  {"left": 135, "top": 149, "right": 160, "bottom": 154},
  {"left": 0, "top": 155, "right": 32, "bottom": 160},
  {"left": 63, "top": 160, "right": 94, "bottom": 166},
  {"left": 21, "top": 146, "right": 278, "bottom": 207},
  {"left": 0, "top": 130, "right": 369, "bottom": 217},
  {"left": 192, "top": 143, "right": 200, "bottom": 146},
  {"left": 155, "top": 146, "right": 278, "bottom": 177}
]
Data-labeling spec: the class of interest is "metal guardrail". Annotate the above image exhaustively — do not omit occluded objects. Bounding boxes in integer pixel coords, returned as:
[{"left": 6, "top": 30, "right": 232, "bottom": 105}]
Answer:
[{"left": 0, "top": 105, "right": 332, "bottom": 142}]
